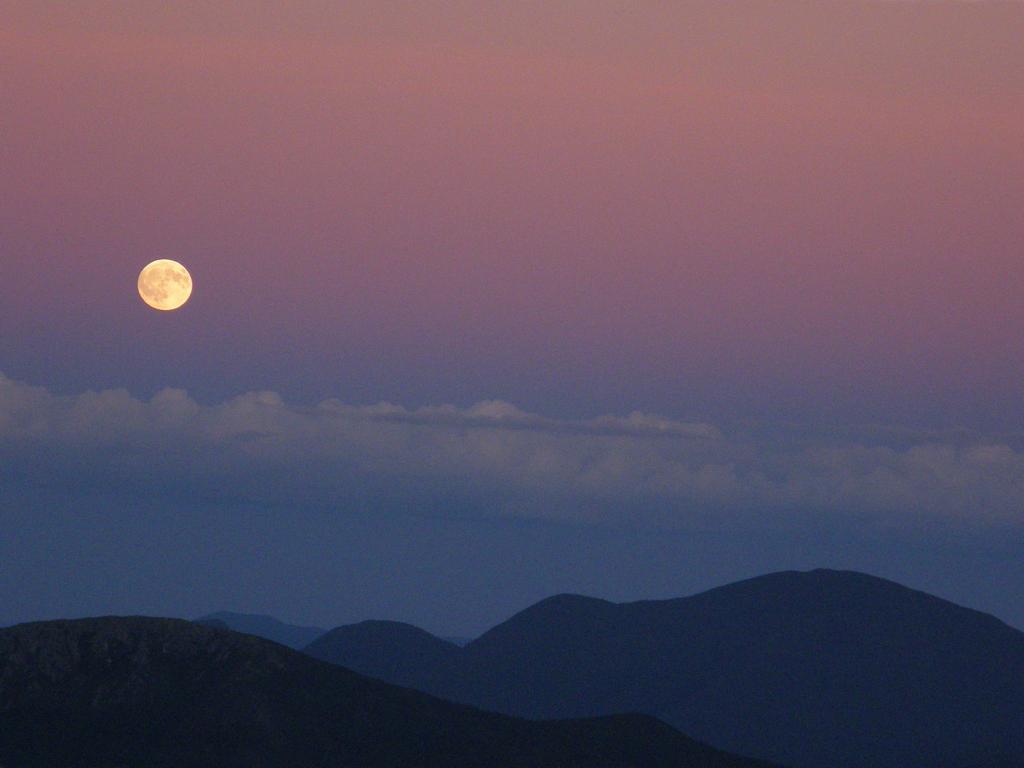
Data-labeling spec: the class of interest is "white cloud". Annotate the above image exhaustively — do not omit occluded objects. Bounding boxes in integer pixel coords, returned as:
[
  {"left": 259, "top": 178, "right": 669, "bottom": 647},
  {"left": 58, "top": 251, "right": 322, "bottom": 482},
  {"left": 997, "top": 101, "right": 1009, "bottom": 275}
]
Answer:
[{"left": 1, "top": 372, "right": 1021, "bottom": 526}]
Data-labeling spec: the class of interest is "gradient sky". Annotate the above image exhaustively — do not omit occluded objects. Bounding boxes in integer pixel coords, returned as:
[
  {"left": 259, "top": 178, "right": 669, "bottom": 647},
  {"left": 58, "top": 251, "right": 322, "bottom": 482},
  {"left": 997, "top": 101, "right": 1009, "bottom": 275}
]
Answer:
[{"left": 2, "top": 2, "right": 1023, "bottom": 634}]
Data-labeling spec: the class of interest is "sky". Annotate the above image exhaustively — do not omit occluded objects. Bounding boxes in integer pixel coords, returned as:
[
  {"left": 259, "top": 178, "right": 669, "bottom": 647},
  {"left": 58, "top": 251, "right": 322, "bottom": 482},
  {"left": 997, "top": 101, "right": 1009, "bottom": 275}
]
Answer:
[{"left": 2, "top": 1, "right": 1023, "bottom": 635}]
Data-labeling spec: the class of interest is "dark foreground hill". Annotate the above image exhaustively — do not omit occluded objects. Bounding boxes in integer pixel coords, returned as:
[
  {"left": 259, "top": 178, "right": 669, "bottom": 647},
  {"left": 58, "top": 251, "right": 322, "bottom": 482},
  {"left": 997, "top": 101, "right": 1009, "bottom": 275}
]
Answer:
[
  {"left": 0, "top": 617, "right": 777, "bottom": 768},
  {"left": 194, "top": 611, "right": 325, "bottom": 649},
  {"left": 306, "top": 569, "right": 1024, "bottom": 768}
]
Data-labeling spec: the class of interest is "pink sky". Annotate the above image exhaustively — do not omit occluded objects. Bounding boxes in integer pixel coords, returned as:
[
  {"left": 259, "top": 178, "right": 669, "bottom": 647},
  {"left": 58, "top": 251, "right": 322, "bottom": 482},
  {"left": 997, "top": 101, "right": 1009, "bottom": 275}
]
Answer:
[{"left": 2, "top": 1, "right": 1022, "bottom": 426}]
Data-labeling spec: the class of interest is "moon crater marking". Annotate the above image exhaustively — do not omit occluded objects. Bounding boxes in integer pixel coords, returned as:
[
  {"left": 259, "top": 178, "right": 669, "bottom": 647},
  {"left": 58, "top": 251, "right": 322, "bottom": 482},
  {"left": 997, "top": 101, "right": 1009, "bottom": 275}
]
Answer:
[{"left": 138, "top": 259, "right": 193, "bottom": 311}]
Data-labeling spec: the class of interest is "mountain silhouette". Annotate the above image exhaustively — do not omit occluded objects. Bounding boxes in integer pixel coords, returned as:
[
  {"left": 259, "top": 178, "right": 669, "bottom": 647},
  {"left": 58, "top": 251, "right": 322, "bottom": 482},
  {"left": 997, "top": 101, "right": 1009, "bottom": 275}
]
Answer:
[
  {"left": 306, "top": 569, "right": 1024, "bottom": 768},
  {"left": 308, "top": 620, "right": 462, "bottom": 688},
  {"left": 194, "top": 610, "right": 325, "bottom": 648},
  {"left": 0, "top": 616, "right": 778, "bottom": 768}
]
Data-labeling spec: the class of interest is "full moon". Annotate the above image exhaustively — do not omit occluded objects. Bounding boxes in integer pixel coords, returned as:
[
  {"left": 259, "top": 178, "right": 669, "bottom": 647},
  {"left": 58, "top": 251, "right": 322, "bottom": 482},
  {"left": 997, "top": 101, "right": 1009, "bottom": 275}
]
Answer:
[{"left": 138, "top": 259, "right": 193, "bottom": 311}]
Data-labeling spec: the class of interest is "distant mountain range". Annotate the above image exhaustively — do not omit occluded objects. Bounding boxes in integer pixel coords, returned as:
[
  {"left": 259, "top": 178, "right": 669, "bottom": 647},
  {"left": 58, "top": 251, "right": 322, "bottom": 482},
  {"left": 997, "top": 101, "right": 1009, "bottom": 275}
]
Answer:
[
  {"left": 192, "top": 614, "right": 475, "bottom": 651},
  {"left": 14, "top": 570, "right": 1019, "bottom": 767},
  {"left": 0, "top": 616, "right": 777, "bottom": 768},
  {"left": 305, "top": 569, "right": 1024, "bottom": 768},
  {"left": 194, "top": 610, "right": 326, "bottom": 649},
  {"left": 194, "top": 610, "right": 473, "bottom": 649}
]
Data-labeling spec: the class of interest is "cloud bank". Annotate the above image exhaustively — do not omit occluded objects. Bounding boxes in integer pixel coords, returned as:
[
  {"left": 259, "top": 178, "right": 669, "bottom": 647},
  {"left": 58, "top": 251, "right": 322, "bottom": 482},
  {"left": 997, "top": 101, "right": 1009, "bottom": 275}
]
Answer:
[{"left": 2, "top": 373, "right": 1021, "bottom": 528}]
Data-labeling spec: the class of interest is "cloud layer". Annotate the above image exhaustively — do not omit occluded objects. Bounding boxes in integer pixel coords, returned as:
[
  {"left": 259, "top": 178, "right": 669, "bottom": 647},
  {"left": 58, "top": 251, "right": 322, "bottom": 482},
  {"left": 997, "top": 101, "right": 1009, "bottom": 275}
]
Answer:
[{"left": 2, "top": 373, "right": 1022, "bottom": 527}]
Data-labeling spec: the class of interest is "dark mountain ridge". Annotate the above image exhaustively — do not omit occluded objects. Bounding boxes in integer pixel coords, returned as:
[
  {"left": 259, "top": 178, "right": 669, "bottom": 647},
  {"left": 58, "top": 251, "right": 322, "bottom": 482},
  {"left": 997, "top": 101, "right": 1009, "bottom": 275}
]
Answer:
[
  {"left": 309, "top": 619, "right": 461, "bottom": 689},
  {"left": 0, "top": 616, "right": 777, "bottom": 768},
  {"left": 306, "top": 569, "right": 1024, "bottom": 768},
  {"left": 194, "top": 610, "right": 325, "bottom": 649}
]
